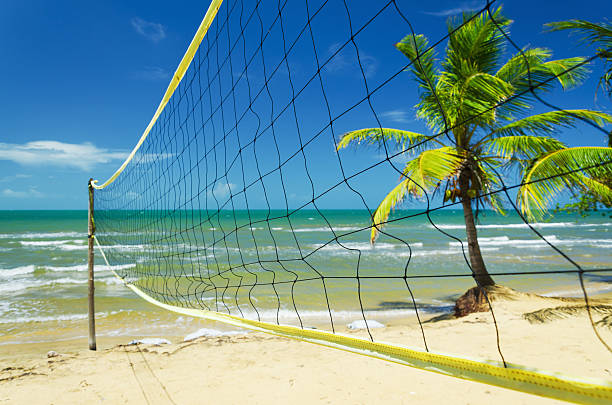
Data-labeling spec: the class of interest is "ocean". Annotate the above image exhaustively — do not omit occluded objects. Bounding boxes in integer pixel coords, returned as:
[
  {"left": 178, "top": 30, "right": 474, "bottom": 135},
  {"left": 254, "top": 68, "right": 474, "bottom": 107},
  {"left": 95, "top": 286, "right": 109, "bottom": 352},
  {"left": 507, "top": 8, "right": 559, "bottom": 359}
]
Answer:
[{"left": 1, "top": 209, "right": 611, "bottom": 346}]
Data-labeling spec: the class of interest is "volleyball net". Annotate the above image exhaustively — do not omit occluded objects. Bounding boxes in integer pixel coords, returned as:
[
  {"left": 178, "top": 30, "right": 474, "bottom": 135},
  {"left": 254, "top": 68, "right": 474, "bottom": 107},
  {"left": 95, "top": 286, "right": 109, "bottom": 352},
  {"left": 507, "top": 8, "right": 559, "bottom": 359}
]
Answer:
[{"left": 91, "top": 0, "right": 612, "bottom": 402}]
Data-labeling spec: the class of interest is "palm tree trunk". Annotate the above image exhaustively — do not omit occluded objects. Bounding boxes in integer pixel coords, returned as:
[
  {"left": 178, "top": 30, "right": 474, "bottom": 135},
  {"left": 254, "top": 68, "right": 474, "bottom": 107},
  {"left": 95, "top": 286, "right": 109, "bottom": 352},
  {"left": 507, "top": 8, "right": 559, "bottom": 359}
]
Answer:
[{"left": 459, "top": 170, "right": 495, "bottom": 287}]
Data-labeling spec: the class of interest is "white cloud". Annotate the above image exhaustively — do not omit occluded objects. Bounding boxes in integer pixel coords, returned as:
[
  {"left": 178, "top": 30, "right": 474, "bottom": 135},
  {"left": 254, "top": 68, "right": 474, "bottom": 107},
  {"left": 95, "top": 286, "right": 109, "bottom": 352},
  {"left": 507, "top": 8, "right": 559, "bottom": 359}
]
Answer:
[
  {"left": 324, "top": 42, "right": 378, "bottom": 79},
  {"left": 423, "top": 1, "right": 486, "bottom": 17},
  {"left": 0, "top": 141, "right": 128, "bottom": 171},
  {"left": 0, "top": 174, "right": 32, "bottom": 183},
  {"left": 379, "top": 110, "right": 413, "bottom": 124},
  {"left": 2, "top": 188, "right": 43, "bottom": 198},
  {"left": 131, "top": 17, "right": 166, "bottom": 42},
  {"left": 209, "top": 181, "right": 237, "bottom": 200}
]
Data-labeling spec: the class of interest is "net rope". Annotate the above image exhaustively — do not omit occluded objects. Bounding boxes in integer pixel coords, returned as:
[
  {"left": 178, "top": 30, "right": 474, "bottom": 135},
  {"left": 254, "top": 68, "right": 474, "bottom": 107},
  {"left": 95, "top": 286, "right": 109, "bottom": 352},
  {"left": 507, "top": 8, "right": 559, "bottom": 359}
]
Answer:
[{"left": 92, "top": 0, "right": 612, "bottom": 402}]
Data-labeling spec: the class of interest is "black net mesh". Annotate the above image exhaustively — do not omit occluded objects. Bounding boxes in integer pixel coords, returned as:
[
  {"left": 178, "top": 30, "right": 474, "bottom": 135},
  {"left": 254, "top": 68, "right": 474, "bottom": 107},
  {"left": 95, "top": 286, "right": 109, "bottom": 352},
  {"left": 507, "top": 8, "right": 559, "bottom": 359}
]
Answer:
[{"left": 94, "top": 0, "right": 612, "bottom": 370}]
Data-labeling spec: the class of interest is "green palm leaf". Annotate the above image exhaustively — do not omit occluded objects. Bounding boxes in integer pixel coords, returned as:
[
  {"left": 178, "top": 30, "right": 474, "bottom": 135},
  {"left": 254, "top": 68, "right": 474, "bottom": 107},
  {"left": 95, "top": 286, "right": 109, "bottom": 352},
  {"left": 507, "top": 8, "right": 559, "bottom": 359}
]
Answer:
[
  {"left": 489, "top": 110, "right": 612, "bottom": 138},
  {"left": 370, "top": 147, "right": 464, "bottom": 242},
  {"left": 496, "top": 48, "right": 552, "bottom": 84},
  {"left": 395, "top": 34, "right": 438, "bottom": 95},
  {"left": 336, "top": 128, "right": 436, "bottom": 151},
  {"left": 546, "top": 20, "right": 612, "bottom": 96},
  {"left": 444, "top": 6, "right": 510, "bottom": 77},
  {"left": 518, "top": 147, "right": 612, "bottom": 219},
  {"left": 543, "top": 58, "right": 590, "bottom": 89},
  {"left": 545, "top": 20, "right": 612, "bottom": 48},
  {"left": 395, "top": 34, "right": 445, "bottom": 130},
  {"left": 454, "top": 72, "right": 515, "bottom": 124},
  {"left": 485, "top": 135, "right": 565, "bottom": 161},
  {"left": 495, "top": 48, "right": 588, "bottom": 103}
]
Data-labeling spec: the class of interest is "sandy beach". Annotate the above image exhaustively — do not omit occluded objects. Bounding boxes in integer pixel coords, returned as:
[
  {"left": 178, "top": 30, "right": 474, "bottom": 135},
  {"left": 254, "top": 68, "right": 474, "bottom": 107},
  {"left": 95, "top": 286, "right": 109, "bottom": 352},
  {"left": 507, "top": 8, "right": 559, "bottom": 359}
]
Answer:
[{"left": 2, "top": 287, "right": 611, "bottom": 405}]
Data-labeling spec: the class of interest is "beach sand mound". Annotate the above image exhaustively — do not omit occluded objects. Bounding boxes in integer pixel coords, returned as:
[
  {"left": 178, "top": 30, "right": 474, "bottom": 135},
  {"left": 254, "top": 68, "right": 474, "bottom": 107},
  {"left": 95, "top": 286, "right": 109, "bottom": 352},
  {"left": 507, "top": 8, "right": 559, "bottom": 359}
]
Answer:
[
  {"left": 454, "top": 284, "right": 612, "bottom": 318},
  {"left": 454, "top": 285, "right": 536, "bottom": 317}
]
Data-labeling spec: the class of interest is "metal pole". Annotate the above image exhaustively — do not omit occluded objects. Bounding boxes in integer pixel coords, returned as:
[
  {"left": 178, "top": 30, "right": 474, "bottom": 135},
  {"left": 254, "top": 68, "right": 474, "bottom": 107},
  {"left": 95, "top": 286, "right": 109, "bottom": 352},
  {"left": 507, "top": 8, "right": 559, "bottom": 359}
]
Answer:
[{"left": 88, "top": 178, "right": 97, "bottom": 351}]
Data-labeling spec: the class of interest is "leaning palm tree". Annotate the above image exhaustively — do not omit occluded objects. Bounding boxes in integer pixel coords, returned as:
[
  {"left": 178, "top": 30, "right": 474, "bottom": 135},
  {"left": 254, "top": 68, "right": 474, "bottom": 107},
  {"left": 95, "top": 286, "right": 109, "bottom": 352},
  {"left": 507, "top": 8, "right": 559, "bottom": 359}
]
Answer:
[{"left": 337, "top": 7, "right": 612, "bottom": 311}]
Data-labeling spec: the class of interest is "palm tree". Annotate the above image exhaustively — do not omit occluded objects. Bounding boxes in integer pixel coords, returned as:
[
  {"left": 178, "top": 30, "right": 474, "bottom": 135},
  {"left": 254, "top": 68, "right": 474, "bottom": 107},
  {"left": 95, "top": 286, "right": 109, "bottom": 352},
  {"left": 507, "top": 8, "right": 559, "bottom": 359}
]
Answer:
[{"left": 337, "top": 7, "right": 612, "bottom": 304}]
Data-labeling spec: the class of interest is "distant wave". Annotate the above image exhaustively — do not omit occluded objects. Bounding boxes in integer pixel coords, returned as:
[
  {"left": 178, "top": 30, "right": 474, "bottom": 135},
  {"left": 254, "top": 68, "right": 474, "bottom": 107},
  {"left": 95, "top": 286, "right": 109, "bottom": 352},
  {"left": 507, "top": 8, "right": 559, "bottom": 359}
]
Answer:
[
  {"left": 310, "top": 242, "right": 424, "bottom": 252},
  {"left": 20, "top": 240, "right": 84, "bottom": 247},
  {"left": 389, "top": 246, "right": 500, "bottom": 258},
  {"left": 0, "top": 275, "right": 125, "bottom": 294},
  {"left": 449, "top": 235, "right": 612, "bottom": 248},
  {"left": 18, "top": 240, "right": 149, "bottom": 253},
  {"left": 0, "top": 263, "right": 136, "bottom": 278},
  {"left": 0, "top": 310, "right": 126, "bottom": 324},
  {"left": 0, "top": 231, "right": 148, "bottom": 240},
  {"left": 55, "top": 244, "right": 90, "bottom": 251},
  {"left": 0, "top": 265, "right": 36, "bottom": 277},
  {"left": 0, "top": 231, "right": 85, "bottom": 239},
  {"left": 430, "top": 222, "right": 611, "bottom": 230},
  {"left": 44, "top": 263, "right": 136, "bottom": 273},
  {"left": 292, "top": 226, "right": 364, "bottom": 233}
]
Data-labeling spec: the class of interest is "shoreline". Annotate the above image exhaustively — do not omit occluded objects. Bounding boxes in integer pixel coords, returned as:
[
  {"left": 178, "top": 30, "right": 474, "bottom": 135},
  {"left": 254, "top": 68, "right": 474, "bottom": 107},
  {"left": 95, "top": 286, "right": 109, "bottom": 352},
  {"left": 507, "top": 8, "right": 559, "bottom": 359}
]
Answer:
[{"left": 2, "top": 279, "right": 610, "bottom": 345}]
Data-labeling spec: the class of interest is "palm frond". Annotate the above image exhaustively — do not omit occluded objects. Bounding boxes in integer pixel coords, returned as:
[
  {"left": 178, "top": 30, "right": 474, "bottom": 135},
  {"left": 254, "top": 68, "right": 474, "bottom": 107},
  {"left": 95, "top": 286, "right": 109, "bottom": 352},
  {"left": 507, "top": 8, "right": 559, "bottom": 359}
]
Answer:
[
  {"left": 395, "top": 34, "right": 445, "bottom": 130},
  {"left": 489, "top": 110, "right": 612, "bottom": 138},
  {"left": 484, "top": 135, "right": 565, "bottom": 161},
  {"left": 545, "top": 20, "right": 612, "bottom": 48},
  {"left": 401, "top": 147, "right": 465, "bottom": 192},
  {"left": 370, "top": 147, "right": 465, "bottom": 242},
  {"left": 496, "top": 48, "right": 551, "bottom": 84},
  {"left": 396, "top": 34, "right": 438, "bottom": 94},
  {"left": 456, "top": 72, "right": 515, "bottom": 124},
  {"left": 518, "top": 147, "right": 612, "bottom": 219},
  {"left": 545, "top": 20, "right": 612, "bottom": 96},
  {"left": 543, "top": 58, "right": 590, "bottom": 89},
  {"left": 369, "top": 178, "right": 413, "bottom": 243},
  {"left": 445, "top": 6, "right": 510, "bottom": 77},
  {"left": 336, "top": 128, "right": 434, "bottom": 151},
  {"left": 495, "top": 48, "right": 588, "bottom": 97}
]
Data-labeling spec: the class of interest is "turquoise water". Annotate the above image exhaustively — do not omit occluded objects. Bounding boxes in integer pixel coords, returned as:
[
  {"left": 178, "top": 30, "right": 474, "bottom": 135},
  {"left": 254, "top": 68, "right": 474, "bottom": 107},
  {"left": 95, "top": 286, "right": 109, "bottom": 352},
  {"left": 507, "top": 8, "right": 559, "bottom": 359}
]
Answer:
[{"left": 1, "top": 209, "right": 611, "bottom": 344}]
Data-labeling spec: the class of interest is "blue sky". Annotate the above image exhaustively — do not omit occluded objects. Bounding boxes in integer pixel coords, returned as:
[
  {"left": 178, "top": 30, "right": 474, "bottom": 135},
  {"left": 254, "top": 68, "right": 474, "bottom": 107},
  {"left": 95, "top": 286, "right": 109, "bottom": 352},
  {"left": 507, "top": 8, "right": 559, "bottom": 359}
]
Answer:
[{"left": 0, "top": 0, "right": 610, "bottom": 210}]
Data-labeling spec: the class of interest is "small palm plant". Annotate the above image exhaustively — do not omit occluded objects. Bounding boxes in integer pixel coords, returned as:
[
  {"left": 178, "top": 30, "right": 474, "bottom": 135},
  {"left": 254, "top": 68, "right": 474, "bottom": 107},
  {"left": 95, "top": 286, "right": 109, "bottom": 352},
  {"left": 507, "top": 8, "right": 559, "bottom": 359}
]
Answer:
[{"left": 337, "top": 7, "right": 612, "bottom": 310}]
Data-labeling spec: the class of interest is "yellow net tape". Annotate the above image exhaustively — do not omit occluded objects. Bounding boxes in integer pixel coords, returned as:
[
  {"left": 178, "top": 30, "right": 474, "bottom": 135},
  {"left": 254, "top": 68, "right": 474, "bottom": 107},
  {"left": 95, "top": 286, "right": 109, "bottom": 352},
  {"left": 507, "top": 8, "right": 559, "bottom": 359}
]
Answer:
[
  {"left": 94, "top": 236, "right": 612, "bottom": 404},
  {"left": 91, "top": 0, "right": 224, "bottom": 190}
]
